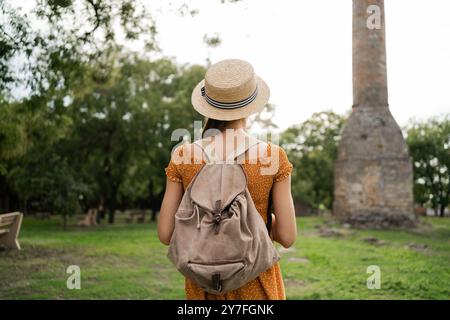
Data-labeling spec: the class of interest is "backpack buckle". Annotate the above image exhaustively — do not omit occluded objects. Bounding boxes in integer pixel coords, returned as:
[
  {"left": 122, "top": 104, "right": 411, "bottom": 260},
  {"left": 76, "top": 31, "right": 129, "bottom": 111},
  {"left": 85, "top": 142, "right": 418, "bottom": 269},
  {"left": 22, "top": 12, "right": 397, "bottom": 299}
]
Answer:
[
  {"left": 212, "top": 273, "right": 222, "bottom": 292},
  {"left": 213, "top": 213, "right": 221, "bottom": 234}
]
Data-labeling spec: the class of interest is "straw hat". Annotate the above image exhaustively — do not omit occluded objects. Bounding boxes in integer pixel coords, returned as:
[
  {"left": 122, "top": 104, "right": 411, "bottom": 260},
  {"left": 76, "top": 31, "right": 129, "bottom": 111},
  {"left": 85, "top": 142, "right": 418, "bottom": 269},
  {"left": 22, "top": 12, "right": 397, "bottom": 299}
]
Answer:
[{"left": 191, "top": 59, "right": 270, "bottom": 121}]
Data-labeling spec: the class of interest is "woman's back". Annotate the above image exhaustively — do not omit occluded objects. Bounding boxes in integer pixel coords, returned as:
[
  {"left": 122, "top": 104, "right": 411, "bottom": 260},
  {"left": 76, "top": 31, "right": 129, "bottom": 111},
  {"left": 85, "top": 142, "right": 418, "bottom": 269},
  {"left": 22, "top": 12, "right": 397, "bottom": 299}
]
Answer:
[
  {"left": 165, "top": 132, "right": 293, "bottom": 299},
  {"left": 159, "top": 59, "right": 296, "bottom": 300}
]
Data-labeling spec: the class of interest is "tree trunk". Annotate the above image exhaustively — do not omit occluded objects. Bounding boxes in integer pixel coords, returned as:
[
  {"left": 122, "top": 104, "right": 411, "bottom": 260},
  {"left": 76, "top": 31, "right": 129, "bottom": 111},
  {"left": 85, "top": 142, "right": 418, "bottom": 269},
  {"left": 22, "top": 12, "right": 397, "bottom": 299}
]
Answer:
[
  {"left": 440, "top": 189, "right": 450, "bottom": 217},
  {"left": 105, "top": 179, "right": 120, "bottom": 224},
  {"left": 439, "top": 204, "right": 446, "bottom": 217},
  {"left": 107, "top": 200, "right": 116, "bottom": 224},
  {"left": 108, "top": 209, "right": 115, "bottom": 224},
  {"left": 107, "top": 191, "right": 118, "bottom": 224},
  {"left": 97, "top": 208, "right": 105, "bottom": 224},
  {"left": 22, "top": 197, "right": 28, "bottom": 215}
]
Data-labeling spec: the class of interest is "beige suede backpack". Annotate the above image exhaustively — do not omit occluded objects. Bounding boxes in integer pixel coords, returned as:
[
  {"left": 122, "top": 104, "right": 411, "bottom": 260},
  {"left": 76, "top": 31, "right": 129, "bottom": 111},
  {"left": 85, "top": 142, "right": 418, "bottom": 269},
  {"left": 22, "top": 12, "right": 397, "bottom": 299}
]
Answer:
[{"left": 167, "top": 138, "right": 280, "bottom": 294}]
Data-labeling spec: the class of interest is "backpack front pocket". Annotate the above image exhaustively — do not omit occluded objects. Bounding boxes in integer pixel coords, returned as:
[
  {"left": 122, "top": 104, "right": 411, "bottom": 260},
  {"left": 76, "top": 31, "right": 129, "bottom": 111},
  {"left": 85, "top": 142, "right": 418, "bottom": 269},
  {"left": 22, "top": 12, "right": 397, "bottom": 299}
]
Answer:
[{"left": 187, "top": 261, "right": 245, "bottom": 293}]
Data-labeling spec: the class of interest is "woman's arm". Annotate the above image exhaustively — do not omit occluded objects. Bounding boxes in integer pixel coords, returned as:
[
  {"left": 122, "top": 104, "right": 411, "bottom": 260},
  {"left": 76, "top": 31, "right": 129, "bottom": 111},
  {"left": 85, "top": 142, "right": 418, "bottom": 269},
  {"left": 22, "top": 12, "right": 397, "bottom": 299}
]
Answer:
[
  {"left": 271, "top": 175, "right": 297, "bottom": 248},
  {"left": 157, "top": 179, "right": 184, "bottom": 245}
]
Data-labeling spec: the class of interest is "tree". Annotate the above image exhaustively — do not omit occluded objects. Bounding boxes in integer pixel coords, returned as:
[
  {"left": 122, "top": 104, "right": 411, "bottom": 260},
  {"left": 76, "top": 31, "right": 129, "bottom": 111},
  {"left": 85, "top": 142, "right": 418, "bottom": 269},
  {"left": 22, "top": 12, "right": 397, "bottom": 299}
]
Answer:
[
  {"left": 3, "top": 52, "right": 205, "bottom": 225},
  {"left": 0, "top": 0, "right": 241, "bottom": 98},
  {"left": 64, "top": 53, "right": 205, "bottom": 223},
  {"left": 406, "top": 116, "right": 450, "bottom": 216},
  {"left": 281, "top": 111, "right": 346, "bottom": 212},
  {"left": 0, "top": 0, "right": 239, "bottom": 226},
  {"left": 0, "top": 0, "right": 160, "bottom": 219}
]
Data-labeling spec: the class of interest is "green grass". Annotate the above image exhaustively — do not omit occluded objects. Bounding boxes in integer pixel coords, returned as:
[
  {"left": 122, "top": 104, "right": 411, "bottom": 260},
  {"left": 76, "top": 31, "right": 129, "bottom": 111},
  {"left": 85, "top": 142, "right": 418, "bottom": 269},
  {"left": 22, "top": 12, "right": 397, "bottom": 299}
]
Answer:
[{"left": 1, "top": 215, "right": 449, "bottom": 299}]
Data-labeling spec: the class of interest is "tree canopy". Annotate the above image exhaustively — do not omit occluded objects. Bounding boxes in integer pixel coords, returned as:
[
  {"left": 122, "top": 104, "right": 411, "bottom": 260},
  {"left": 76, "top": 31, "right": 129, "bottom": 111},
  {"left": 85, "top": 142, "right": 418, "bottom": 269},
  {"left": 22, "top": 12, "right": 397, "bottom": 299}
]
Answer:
[
  {"left": 282, "top": 111, "right": 346, "bottom": 213},
  {"left": 406, "top": 116, "right": 450, "bottom": 216}
]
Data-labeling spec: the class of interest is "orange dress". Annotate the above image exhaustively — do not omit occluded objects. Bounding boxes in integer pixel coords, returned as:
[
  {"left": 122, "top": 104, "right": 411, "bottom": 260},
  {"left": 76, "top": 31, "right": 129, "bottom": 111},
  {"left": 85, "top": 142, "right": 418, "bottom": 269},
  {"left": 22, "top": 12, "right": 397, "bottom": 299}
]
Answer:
[{"left": 165, "top": 141, "right": 293, "bottom": 300}]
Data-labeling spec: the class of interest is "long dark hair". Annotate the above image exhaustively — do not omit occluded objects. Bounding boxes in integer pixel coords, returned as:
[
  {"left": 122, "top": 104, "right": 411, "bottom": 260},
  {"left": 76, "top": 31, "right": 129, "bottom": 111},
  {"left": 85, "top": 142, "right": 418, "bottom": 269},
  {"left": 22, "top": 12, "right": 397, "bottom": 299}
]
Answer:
[{"left": 202, "top": 118, "right": 231, "bottom": 138}]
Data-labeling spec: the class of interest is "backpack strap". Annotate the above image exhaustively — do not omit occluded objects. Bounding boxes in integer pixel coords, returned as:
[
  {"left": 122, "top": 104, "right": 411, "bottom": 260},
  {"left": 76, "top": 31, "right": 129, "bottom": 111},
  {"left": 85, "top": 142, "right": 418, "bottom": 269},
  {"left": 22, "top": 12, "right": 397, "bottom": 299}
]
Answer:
[
  {"left": 193, "top": 140, "right": 212, "bottom": 163},
  {"left": 193, "top": 139, "right": 221, "bottom": 163},
  {"left": 266, "top": 187, "right": 273, "bottom": 235},
  {"left": 193, "top": 134, "right": 260, "bottom": 164},
  {"left": 266, "top": 143, "right": 274, "bottom": 235},
  {"left": 226, "top": 134, "right": 260, "bottom": 162}
]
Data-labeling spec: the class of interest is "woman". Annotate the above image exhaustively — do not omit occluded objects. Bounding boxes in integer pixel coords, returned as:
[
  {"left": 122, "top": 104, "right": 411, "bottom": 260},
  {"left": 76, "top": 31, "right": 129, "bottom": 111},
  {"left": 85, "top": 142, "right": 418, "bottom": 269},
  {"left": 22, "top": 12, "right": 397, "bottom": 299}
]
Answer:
[{"left": 158, "top": 59, "right": 297, "bottom": 300}]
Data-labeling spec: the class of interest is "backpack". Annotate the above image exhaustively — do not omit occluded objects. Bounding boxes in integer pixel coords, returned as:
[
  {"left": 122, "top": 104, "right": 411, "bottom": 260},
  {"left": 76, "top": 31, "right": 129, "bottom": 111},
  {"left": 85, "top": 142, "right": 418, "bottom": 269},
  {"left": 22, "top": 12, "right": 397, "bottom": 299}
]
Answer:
[{"left": 167, "top": 137, "right": 280, "bottom": 294}]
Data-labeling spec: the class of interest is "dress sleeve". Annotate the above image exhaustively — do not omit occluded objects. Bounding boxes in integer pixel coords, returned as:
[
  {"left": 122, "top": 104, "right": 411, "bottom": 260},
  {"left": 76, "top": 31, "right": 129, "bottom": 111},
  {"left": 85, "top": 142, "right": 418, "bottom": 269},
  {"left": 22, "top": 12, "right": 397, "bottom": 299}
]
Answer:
[
  {"left": 273, "top": 146, "right": 293, "bottom": 182},
  {"left": 164, "top": 146, "right": 183, "bottom": 183}
]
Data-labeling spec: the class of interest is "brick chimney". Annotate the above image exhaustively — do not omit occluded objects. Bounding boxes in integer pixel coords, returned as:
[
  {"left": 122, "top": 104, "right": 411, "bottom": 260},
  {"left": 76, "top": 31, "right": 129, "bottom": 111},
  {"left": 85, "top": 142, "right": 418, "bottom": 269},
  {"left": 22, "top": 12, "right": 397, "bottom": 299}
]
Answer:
[{"left": 333, "top": 0, "right": 416, "bottom": 227}]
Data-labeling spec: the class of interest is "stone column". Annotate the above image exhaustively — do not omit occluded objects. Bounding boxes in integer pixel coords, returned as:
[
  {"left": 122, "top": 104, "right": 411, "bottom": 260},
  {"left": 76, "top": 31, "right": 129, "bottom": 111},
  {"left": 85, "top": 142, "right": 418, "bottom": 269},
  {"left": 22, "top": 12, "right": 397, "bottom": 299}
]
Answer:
[
  {"left": 353, "top": 0, "right": 388, "bottom": 108},
  {"left": 333, "top": 0, "right": 416, "bottom": 228}
]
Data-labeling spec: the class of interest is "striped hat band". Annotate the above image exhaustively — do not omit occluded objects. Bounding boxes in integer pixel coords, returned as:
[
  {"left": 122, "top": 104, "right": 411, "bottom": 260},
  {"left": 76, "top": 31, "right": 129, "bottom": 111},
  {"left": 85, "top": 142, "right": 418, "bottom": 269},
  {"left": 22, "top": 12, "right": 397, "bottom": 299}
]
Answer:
[{"left": 201, "top": 85, "right": 259, "bottom": 110}]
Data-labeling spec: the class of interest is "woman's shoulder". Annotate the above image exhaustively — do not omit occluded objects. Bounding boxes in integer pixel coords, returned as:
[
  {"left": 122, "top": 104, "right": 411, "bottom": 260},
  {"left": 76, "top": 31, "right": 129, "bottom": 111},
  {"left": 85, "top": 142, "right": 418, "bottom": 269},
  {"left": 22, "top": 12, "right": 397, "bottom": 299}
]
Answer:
[
  {"left": 269, "top": 142, "right": 290, "bottom": 159},
  {"left": 251, "top": 139, "right": 288, "bottom": 159},
  {"left": 269, "top": 143, "right": 293, "bottom": 182},
  {"left": 251, "top": 140, "right": 292, "bottom": 180},
  {"left": 169, "top": 142, "right": 205, "bottom": 166}
]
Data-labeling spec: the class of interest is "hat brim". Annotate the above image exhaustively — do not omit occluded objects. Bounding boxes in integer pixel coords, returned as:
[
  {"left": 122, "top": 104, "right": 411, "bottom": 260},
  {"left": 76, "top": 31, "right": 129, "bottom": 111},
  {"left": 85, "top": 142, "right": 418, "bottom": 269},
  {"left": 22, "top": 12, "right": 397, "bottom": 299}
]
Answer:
[{"left": 191, "top": 76, "right": 270, "bottom": 121}]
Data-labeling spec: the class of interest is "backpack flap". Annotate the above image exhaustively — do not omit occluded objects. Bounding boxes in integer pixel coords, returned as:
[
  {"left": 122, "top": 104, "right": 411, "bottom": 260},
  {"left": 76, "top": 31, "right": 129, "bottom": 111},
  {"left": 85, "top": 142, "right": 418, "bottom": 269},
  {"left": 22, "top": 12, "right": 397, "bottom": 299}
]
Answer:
[{"left": 190, "top": 164, "right": 247, "bottom": 213}]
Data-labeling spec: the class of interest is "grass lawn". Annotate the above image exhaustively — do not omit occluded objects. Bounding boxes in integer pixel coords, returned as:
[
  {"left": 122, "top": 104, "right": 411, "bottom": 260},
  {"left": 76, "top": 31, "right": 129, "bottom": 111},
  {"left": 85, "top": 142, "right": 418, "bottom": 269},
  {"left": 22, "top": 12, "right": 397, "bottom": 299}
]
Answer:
[{"left": 0, "top": 215, "right": 449, "bottom": 299}]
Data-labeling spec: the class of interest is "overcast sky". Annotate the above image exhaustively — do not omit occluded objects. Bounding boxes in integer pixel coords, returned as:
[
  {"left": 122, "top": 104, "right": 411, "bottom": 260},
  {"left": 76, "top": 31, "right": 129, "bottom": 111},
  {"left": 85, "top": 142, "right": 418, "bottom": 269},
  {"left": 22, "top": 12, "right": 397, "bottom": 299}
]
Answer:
[
  {"left": 12, "top": 0, "right": 450, "bottom": 130},
  {"left": 145, "top": 0, "right": 450, "bottom": 130}
]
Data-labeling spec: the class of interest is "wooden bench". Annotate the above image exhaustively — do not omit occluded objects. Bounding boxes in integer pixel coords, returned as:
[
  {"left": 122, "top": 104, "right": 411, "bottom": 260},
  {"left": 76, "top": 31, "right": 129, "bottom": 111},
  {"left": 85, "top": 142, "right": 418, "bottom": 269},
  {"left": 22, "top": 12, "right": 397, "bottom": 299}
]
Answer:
[
  {"left": 125, "top": 209, "right": 146, "bottom": 224},
  {"left": 0, "top": 212, "right": 23, "bottom": 250},
  {"left": 77, "top": 208, "right": 98, "bottom": 227}
]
